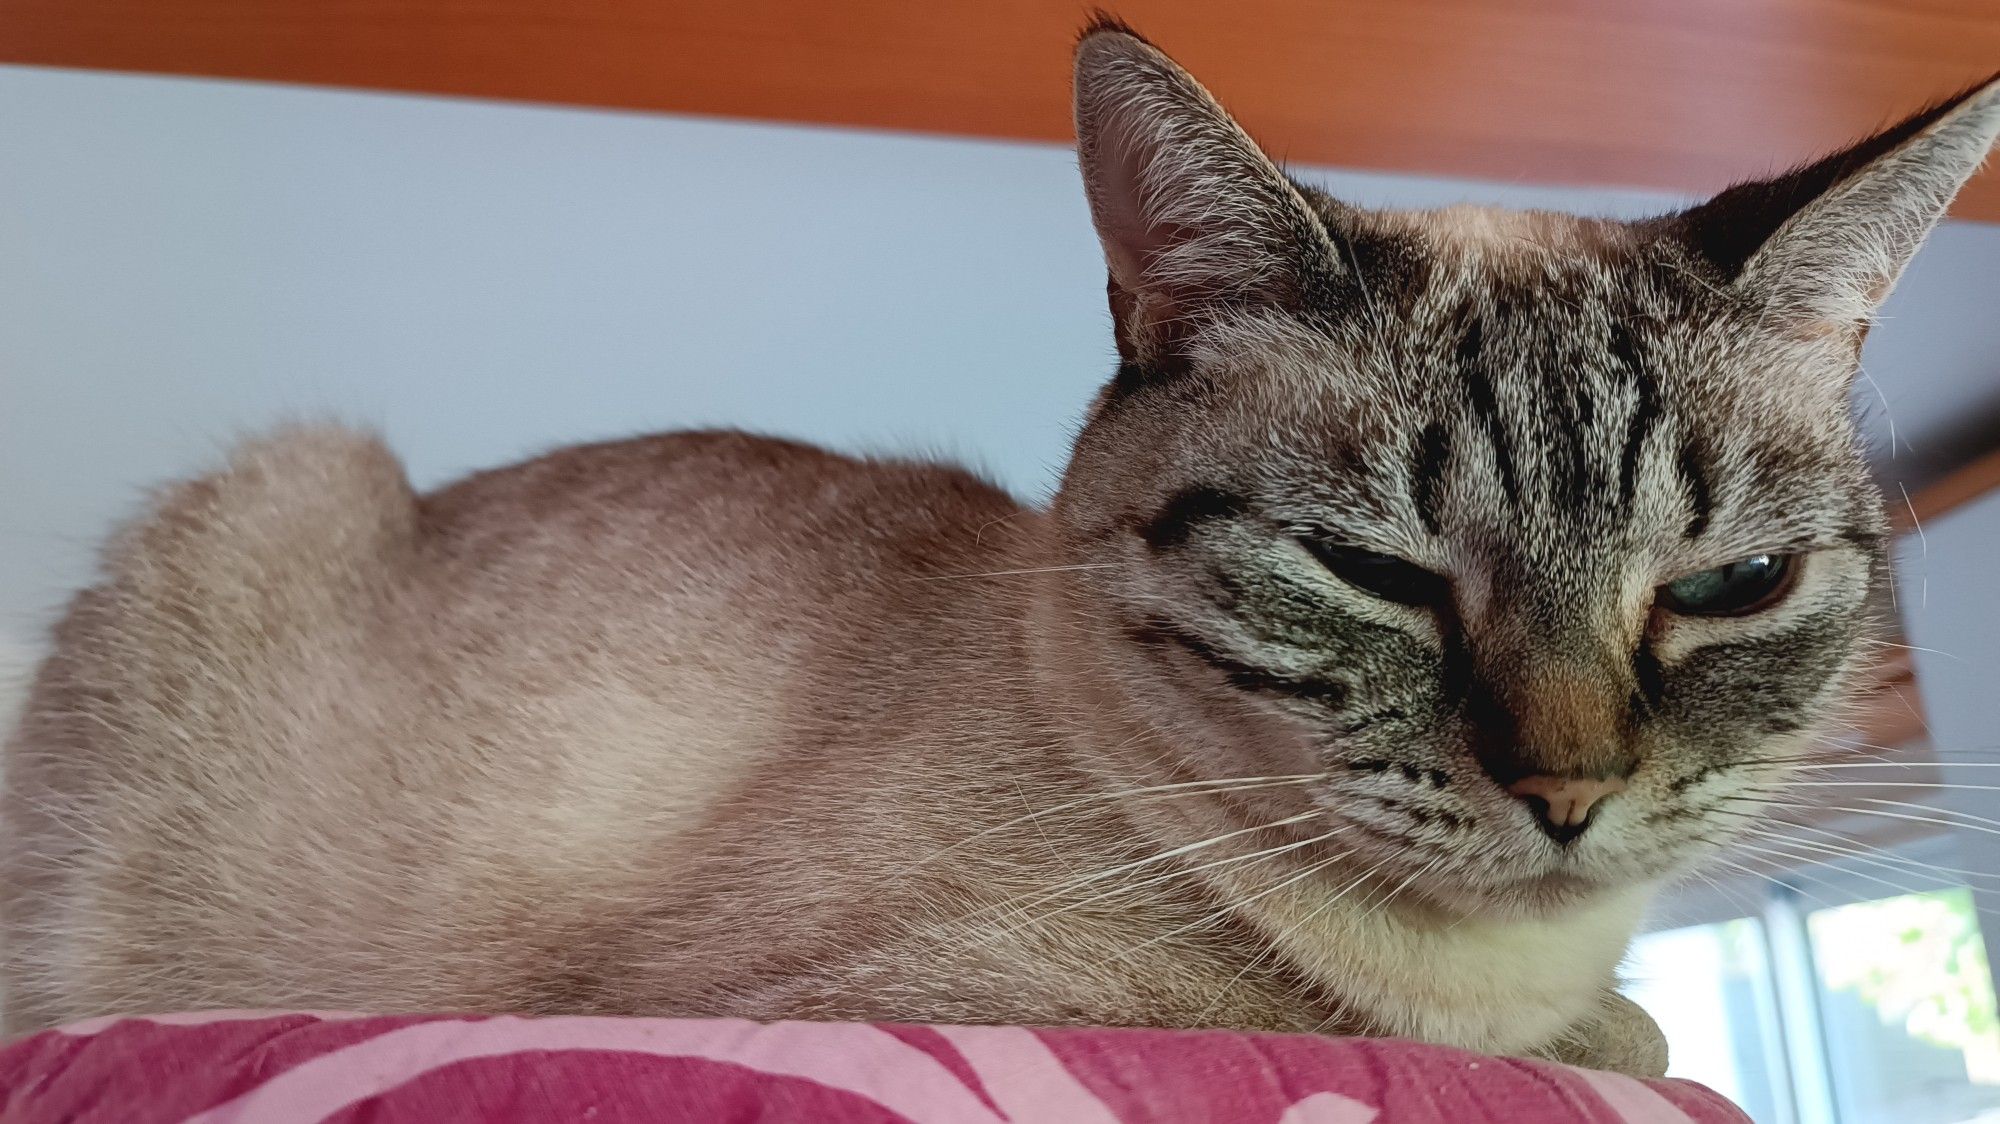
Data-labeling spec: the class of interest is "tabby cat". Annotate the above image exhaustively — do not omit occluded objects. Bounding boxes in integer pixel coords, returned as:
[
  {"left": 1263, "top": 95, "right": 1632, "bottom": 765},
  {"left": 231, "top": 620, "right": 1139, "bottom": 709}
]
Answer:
[{"left": 5, "top": 21, "right": 1997, "bottom": 1077}]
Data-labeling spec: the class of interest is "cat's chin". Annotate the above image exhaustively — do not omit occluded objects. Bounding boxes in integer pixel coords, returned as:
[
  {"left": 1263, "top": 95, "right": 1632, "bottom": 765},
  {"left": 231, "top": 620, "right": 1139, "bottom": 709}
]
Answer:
[
  {"left": 1412, "top": 864, "right": 1650, "bottom": 920},
  {"left": 1499, "top": 871, "right": 1617, "bottom": 909}
]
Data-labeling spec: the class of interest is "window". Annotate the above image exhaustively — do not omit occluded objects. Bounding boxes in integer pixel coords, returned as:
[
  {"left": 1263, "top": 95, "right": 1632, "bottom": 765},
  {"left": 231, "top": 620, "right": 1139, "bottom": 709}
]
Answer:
[
  {"left": 1626, "top": 917, "right": 1789, "bottom": 1122},
  {"left": 1627, "top": 884, "right": 2000, "bottom": 1124},
  {"left": 1809, "top": 889, "right": 2000, "bottom": 1124}
]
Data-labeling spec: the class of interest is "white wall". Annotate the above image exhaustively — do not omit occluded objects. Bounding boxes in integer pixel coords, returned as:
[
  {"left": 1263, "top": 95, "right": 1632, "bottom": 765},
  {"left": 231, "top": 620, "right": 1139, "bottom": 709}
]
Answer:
[
  {"left": 4, "top": 64, "right": 1998, "bottom": 680},
  {"left": 1, "top": 66, "right": 1121, "bottom": 660},
  {"left": 1898, "top": 496, "right": 2000, "bottom": 940}
]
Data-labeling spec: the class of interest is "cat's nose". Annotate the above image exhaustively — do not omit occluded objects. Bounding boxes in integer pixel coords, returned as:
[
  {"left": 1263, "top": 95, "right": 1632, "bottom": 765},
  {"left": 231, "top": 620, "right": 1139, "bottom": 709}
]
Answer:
[{"left": 1505, "top": 774, "right": 1628, "bottom": 844}]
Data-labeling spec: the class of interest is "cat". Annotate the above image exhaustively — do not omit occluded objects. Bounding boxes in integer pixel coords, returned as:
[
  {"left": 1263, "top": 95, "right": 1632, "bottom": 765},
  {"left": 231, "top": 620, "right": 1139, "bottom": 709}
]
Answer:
[{"left": 4, "top": 19, "right": 1997, "bottom": 1079}]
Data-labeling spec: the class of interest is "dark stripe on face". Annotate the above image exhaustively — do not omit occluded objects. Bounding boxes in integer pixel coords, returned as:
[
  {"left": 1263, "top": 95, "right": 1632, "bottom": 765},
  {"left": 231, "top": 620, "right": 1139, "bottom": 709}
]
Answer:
[
  {"left": 1456, "top": 317, "right": 1520, "bottom": 505},
  {"left": 1141, "top": 488, "right": 1246, "bottom": 550},
  {"left": 1607, "top": 322, "right": 1642, "bottom": 373},
  {"left": 1677, "top": 442, "right": 1713, "bottom": 538},
  {"left": 1657, "top": 615, "right": 1853, "bottom": 733},
  {"left": 1631, "top": 642, "right": 1667, "bottom": 715},
  {"left": 1410, "top": 421, "right": 1451, "bottom": 535},
  {"left": 1559, "top": 391, "right": 1595, "bottom": 512},
  {"left": 1125, "top": 621, "right": 1348, "bottom": 706},
  {"left": 1837, "top": 524, "right": 1887, "bottom": 552},
  {"left": 1108, "top": 360, "right": 1152, "bottom": 399},
  {"left": 1615, "top": 339, "right": 1659, "bottom": 513}
]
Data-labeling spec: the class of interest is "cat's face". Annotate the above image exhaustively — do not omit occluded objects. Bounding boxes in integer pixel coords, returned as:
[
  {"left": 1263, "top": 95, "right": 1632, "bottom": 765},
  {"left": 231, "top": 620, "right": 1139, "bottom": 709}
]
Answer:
[
  {"left": 1057, "top": 224, "right": 1886, "bottom": 913},
  {"left": 1052, "top": 25, "right": 1998, "bottom": 914}
]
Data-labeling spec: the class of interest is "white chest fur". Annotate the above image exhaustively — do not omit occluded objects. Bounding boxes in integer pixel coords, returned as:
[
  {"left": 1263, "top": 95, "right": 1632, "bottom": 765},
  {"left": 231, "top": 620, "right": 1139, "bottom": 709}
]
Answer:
[{"left": 1268, "top": 883, "right": 1654, "bottom": 1054}]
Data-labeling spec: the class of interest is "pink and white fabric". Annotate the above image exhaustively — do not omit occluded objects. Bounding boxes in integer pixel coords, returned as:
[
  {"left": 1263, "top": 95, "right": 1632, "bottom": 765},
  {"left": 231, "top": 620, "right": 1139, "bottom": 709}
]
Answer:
[{"left": 0, "top": 1010, "right": 1749, "bottom": 1123}]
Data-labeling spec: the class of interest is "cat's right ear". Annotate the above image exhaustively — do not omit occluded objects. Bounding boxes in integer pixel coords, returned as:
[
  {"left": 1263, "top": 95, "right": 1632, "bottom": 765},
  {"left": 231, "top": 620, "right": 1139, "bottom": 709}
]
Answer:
[
  {"left": 1073, "top": 20, "right": 1338, "bottom": 370},
  {"left": 1666, "top": 73, "right": 2000, "bottom": 344}
]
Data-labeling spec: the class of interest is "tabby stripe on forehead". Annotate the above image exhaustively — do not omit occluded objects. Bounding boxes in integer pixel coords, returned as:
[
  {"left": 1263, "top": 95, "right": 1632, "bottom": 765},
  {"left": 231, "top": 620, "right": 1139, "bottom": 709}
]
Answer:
[
  {"left": 1677, "top": 442, "right": 1713, "bottom": 539},
  {"left": 1615, "top": 355, "right": 1660, "bottom": 514},
  {"left": 1125, "top": 622, "right": 1347, "bottom": 705},
  {"left": 1455, "top": 318, "right": 1520, "bottom": 505},
  {"left": 1558, "top": 393, "right": 1595, "bottom": 512},
  {"left": 1410, "top": 421, "right": 1450, "bottom": 535}
]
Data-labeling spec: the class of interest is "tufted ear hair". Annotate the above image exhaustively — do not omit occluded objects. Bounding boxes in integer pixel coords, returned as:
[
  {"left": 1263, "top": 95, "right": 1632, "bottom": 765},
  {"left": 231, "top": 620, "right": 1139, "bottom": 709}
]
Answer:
[
  {"left": 1664, "top": 74, "right": 2000, "bottom": 339},
  {"left": 1072, "top": 19, "right": 1342, "bottom": 367}
]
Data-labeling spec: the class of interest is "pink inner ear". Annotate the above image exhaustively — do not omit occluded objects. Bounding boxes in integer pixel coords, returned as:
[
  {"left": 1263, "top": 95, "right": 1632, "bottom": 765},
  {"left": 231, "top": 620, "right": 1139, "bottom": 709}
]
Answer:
[
  {"left": 1074, "top": 30, "right": 1339, "bottom": 354},
  {"left": 1084, "top": 113, "right": 1174, "bottom": 296}
]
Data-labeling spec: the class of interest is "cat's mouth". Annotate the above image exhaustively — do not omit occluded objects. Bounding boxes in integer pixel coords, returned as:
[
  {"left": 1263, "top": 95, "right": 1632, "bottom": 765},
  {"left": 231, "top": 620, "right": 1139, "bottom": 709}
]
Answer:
[{"left": 1323, "top": 792, "right": 1693, "bottom": 915}]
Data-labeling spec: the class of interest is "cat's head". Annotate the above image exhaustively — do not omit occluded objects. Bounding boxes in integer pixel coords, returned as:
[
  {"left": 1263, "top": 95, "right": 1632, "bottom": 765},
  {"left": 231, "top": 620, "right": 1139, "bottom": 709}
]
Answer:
[{"left": 1049, "top": 21, "right": 2000, "bottom": 914}]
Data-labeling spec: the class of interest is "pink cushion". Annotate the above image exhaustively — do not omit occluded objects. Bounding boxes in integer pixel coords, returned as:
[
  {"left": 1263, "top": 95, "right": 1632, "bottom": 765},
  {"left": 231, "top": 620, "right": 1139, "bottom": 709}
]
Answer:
[{"left": 0, "top": 1011, "right": 1748, "bottom": 1123}]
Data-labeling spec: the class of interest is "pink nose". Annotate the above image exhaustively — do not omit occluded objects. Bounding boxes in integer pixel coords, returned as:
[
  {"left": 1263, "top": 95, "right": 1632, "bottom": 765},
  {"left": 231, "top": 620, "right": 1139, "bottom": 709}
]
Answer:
[{"left": 1506, "top": 774, "right": 1628, "bottom": 842}]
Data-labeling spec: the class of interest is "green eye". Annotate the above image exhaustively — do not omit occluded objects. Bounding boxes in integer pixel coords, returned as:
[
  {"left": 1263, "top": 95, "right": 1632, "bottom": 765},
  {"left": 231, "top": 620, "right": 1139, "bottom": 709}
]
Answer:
[
  {"left": 1304, "top": 542, "right": 1448, "bottom": 607},
  {"left": 1659, "top": 554, "right": 1797, "bottom": 617}
]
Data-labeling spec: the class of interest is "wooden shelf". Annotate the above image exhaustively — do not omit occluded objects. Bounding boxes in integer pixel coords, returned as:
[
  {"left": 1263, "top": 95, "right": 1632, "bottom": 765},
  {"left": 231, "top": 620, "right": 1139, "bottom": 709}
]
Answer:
[
  {"left": 3, "top": 0, "right": 1996, "bottom": 220},
  {"left": 1899, "top": 445, "right": 2000, "bottom": 531}
]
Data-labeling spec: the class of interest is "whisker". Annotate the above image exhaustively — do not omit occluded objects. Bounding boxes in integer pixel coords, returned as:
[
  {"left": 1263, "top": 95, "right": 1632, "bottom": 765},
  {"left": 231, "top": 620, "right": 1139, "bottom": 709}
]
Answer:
[
  {"left": 1859, "top": 364, "right": 1899, "bottom": 463},
  {"left": 1897, "top": 481, "right": 1927, "bottom": 611},
  {"left": 1725, "top": 747, "right": 1910, "bottom": 769},
  {"left": 1081, "top": 826, "right": 1355, "bottom": 909},
  {"left": 1701, "top": 853, "right": 1847, "bottom": 913},
  {"left": 1726, "top": 834, "right": 2000, "bottom": 922},
  {"left": 1885, "top": 683, "right": 1929, "bottom": 731},
  {"left": 1729, "top": 831, "right": 1959, "bottom": 897},
  {"left": 903, "top": 773, "right": 1326, "bottom": 870},
  {"left": 1856, "top": 796, "right": 2000, "bottom": 836},
  {"left": 1706, "top": 810, "right": 2000, "bottom": 884},
  {"left": 1306, "top": 856, "right": 1444, "bottom": 1035},
  {"left": 913, "top": 563, "right": 1123, "bottom": 582},
  {"left": 1110, "top": 854, "right": 1346, "bottom": 963},
  {"left": 1790, "top": 761, "right": 2000, "bottom": 769},
  {"left": 1679, "top": 864, "right": 1766, "bottom": 919},
  {"left": 1742, "top": 796, "right": 2000, "bottom": 844},
  {"left": 977, "top": 811, "right": 1323, "bottom": 926},
  {"left": 1195, "top": 847, "right": 1390, "bottom": 1022},
  {"left": 1726, "top": 836, "right": 1935, "bottom": 902},
  {"left": 1786, "top": 780, "right": 2000, "bottom": 792},
  {"left": 1857, "top": 638, "right": 1960, "bottom": 662},
  {"left": 1350, "top": 855, "right": 1442, "bottom": 920}
]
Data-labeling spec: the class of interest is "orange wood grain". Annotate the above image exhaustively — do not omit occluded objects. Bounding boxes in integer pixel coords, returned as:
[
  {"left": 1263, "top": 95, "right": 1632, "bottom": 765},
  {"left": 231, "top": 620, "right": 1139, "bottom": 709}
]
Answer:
[
  {"left": 1850, "top": 648, "right": 1927, "bottom": 751},
  {"left": 2, "top": 0, "right": 1995, "bottom": 220},
  {"left": 1900, "top": 445, "right": 2000, "bottom": 530}
]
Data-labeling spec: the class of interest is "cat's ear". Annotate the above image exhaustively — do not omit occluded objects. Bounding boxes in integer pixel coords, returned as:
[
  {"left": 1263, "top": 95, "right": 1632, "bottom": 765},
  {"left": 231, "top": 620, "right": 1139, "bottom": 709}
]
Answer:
[
  {"left": 1073, "top": 21, "right": 1338, "bottom": 367},
  {"left": 1668, "top": 73, "right": 2000, "bottom": 337}
]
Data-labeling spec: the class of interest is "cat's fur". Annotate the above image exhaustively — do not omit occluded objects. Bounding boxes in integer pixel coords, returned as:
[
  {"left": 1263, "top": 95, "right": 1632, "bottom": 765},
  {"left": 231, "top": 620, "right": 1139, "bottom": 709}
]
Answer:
[{"left": 4, "top": 23, "right": 1997, "bottom": 1076}]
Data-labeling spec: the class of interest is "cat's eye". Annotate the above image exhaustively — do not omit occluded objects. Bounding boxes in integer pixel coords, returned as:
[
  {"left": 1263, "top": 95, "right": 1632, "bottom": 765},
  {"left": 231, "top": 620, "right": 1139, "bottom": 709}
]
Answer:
[
  {"left": 1657, "top": 553, "right": 1797, "bottom": 617},
  {"left": 1303, "top": 542, "right": 1448, "bottom": 607}
]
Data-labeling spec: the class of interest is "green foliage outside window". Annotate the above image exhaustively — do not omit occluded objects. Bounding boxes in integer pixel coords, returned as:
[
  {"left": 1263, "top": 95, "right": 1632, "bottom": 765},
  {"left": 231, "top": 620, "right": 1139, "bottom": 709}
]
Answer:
[{"left": 1809, "top": 889, "right": 1998, "bottom": 1054}]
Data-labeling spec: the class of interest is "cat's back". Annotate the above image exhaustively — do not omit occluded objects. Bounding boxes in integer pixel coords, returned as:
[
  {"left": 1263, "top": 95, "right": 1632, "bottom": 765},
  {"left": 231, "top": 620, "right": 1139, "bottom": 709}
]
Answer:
[
  {"left": 418, "top": 426, "right": 1026, "bottom": 652},
  {"left": 1, "top": 424, "right": 1030, "bottom": 1028}
]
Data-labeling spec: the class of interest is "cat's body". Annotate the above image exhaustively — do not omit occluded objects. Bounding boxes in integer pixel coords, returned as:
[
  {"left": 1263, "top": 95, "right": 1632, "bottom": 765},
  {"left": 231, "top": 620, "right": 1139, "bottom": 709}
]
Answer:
[
  {"left": 6, "top": 23, "right": 1997, "bottom": 1077},
  {"left": 1, "top": 427, "right": 1640, "bottom": 1062}
]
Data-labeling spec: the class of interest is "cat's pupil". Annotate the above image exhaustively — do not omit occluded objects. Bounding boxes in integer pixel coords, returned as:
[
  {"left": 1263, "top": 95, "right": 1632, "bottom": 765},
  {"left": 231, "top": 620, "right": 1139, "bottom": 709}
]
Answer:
[
  {"left": 1659, "top": 554, "right": 1793, "bottom": 616},
  {"left": 1304, "top": 542, "right": 1447, "bottom": 607}
]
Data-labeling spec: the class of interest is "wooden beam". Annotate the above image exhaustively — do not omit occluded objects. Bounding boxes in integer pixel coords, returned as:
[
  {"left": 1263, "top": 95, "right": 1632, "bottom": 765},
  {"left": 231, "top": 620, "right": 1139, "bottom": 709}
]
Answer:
[
  {"left": 1849, "top": 652, "right": 1927, "bottom": 751},
  {"left": 1898, "top": 445, "right": 2000, "bottom": 530},
  {"left": 3, "top": 0, "right": 1996, "bottom": 220}
]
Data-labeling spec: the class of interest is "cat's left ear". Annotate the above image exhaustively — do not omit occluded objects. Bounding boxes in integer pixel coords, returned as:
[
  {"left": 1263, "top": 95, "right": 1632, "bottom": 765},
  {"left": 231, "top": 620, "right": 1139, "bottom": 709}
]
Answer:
[{"left": 1667, "top": 73, "right": 2000, "bottom": 338}]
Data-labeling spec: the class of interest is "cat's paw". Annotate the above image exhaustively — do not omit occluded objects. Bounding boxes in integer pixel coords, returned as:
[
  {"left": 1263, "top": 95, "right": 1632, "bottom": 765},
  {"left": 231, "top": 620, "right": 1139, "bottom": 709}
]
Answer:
[{"left": 1534, "top": 991, "right": 1668, "bottom": 1078}]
